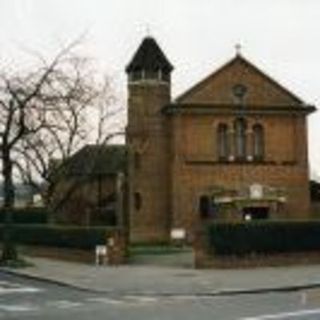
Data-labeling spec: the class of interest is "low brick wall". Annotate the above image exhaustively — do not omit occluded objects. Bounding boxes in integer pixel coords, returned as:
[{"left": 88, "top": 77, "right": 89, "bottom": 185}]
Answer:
[
  {"left": 193, "top": 225, "right": 211, "bottom": 268},
  {"left": 106, "top": 229, "right": 128, "bottom": 265}
]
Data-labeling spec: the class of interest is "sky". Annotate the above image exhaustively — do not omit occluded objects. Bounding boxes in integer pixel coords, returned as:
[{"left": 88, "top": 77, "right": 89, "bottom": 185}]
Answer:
[{"left": 0, "top": 0, "right": 319, "bottom": 177}]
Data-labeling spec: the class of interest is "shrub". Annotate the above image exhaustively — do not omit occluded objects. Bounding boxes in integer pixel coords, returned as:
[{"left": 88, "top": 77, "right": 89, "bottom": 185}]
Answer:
[
  {"left": 0, "top": 208, "right": 48, "bottom": 224},
  {"left": 206, "top": 221, "right": 320, "bottom": 256},
  {"left": 0, "top": 225, "right": 119, "bottom": 249}
]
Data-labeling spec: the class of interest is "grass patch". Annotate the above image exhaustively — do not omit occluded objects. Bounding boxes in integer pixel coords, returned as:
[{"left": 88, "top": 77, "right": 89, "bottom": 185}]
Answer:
[{"left": 0, "top": 257, "right": 33, "bottom": 269}]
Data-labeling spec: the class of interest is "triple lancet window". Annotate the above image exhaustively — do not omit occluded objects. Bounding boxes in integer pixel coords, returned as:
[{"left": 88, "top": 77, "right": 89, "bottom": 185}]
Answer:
[
  {"left": 234, "top": 118, "right": 247, "bottom": 160},
  {"left": 217, "top": 119, "right": 265, "bottom": 162},
  {"left": 252, "top": 124, "right": 264, "bottom": 160},
  {"left": 217, "top": 123, "right": 229, "bottom": 160}
]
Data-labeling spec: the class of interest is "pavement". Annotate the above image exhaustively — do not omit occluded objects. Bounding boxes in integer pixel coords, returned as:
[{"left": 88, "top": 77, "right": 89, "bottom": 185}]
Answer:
[
  {"left": 2, "top": 256, "right": 320, "bottom": 296},
  {"left": 4, "top": 271, "right": 320, "bottom": 319}
]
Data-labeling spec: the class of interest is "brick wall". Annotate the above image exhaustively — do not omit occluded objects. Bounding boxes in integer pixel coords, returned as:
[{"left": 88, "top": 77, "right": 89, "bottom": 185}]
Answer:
[
  {"left": 169, "top": 113, "right": 310, "bottom": 237},
  {"left": 106, "top": 229, "right": 128, "bottom": 265},
  {"left": 127, "top": 82, "right": 171, "bottom": 243},
  {"left": 126, "top": 54, "right": 313, "bottom": 244},
  {"left": 177, "top": 56, "right": 301, "bottom": 106},
  {"left": 167, "top": 56, "right": 312, "bottom": 239}
]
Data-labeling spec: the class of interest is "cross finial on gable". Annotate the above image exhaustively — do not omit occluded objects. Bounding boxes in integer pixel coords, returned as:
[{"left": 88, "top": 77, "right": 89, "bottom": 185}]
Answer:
[{"left": 235, "top": 43, "right": 242, "bottom": 56}]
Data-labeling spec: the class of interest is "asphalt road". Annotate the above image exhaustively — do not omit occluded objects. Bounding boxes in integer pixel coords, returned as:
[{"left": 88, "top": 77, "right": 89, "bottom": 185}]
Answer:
[{"left": 1, "top": 271, "right": 320, "bottom": 319}]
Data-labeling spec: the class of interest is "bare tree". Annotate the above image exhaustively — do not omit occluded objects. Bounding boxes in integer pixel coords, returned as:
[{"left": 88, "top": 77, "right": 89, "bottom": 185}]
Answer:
[
  {"left": 15, "top": 57, "right": 95, "bottom": 194},
  {"left": 0, "top": 42, "right": 101, "bottom": 262},
  {"left": 91, "top": 76, "right": 125, "bottom": 145},
  {"left": 0, "top": 38, "right": 127, "bottom": 263},
  {"left": 16, "top": 75, "right": 125, "bottom": 210},
  {"left": 13, "top": 56, "right": 125, "bottom": 228}
]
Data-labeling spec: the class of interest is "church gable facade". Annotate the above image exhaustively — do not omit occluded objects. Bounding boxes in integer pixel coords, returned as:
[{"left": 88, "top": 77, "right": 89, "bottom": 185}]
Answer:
[
  {"left": 126, "top": 37, "right": 315, "bottom": 243},
  {"left": 176, "top": 55, "right": 302, "bottom": 106}
]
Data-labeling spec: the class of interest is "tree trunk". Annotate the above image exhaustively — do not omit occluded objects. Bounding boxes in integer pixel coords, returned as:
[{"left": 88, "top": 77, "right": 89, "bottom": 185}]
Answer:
[{"left": 1, "top": 149, "right": 17, "bottom": 262}]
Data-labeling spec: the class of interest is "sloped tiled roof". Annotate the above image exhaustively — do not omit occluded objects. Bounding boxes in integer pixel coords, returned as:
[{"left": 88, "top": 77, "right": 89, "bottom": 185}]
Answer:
[
  {"left": 61, "top": 144, "right": 127, "bottom": 177},
  {"left": 126, "top": 36, "right": 173, "bottom": 73}
]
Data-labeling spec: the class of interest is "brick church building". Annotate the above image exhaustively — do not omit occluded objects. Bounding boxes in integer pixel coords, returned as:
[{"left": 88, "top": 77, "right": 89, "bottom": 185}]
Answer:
[{"left": 126, "top": 37, "right": 315, "bottom": 243}]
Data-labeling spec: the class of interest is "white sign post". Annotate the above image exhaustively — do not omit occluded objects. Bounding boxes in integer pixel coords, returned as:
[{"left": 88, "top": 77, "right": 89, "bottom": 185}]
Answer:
[
  {"left": 95, "top": 245, "right": 107, "bottom": 265},
  {"left": 171, "top": 229, "right": 186, "bottom": 240},
  {"left": 170, "top": 228, "right": 186, "bottom": 246}
]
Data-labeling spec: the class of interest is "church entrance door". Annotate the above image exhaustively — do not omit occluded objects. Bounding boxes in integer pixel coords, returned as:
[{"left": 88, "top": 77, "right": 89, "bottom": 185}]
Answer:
[{"left": 243, "top": 207, "right": 269, "bottom": 220}]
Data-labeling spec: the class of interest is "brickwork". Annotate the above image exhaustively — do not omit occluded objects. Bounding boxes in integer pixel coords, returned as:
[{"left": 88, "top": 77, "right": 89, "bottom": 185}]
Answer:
[
  {"left": 177, "top": 56, "right": 301, "bottom": 105},
  {"left": 127, "top": 82, "right": 171, "bottom": 243},
  {"left": 169, "top": 113, "right": 311, "bottom": 237},
  {"left": 106, "top": 229, "right": 128, "bottom": 265},
  {"left": 126, "top": 39, "right": 314, "bottom": 244}
]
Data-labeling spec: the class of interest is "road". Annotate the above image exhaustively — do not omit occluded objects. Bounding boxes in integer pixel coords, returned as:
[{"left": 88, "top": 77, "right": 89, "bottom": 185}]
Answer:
[{"left": 1, "top": 272, "right": 320, "bottom": 319}]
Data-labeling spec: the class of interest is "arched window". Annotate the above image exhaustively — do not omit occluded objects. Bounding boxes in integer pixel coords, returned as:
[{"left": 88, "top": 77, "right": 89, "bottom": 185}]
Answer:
[
  {"left": 252, "top": 124, "right": 264, "bottom": 161},
  {"left": 217, "top": 123, "right": 229, "bottom": 160},
  {"left": 199, "top": 195, "right": 217, "bottom": 219},
  {"left": 134, "top": 192, "right": 142, "bottom": 211},
  {"left": 134, "top": 151, "right": 141, "bottom": 170},
  {"left": 234, "top": 118, "right": 247, "bottom": 160},
  {"left": 199, "top": 195, "right": 210, "bottom": 219}
]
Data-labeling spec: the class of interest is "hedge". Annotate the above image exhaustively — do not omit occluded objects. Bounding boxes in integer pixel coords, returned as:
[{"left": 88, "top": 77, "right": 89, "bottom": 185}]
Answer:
[
  {"left": 206, "top": 221, "right": 320, "bottom": 256},
  {"left": 0, "top": 225, "right": 118, "bottom": 249},
  {"left": 0, "top": 208, "right": 48, "bottom": 224}
]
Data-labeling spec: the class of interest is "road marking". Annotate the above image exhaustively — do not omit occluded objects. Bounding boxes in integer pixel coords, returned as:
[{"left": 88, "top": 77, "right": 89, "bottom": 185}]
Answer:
[
  {"left": 0, "top": 287, "right": 41, "bottom": 294},
  {"left": 240, "top": 308, "right": 320, "bottom": 319},
  {"left": 47, "top": 300, "right": 83, "bottom": 309},
  {"left": 87, "top": 296, "right": 159, "bottom": 307},
  {"left": 87, "top": 297, "right": 125, "bottom": 305},
  {"left": 301, "top": 292, "right": 307, "bottom": 306},
  {"left": 125, "top": 296, "right": 159, "bottom": 304},
  {"left": 0, "top": 281, "right": 42, "bottom": 294},
  {"left": 0, "top": 304, "right": 38, "bottom": 312},
  {"left": 171, "top": 295, "right": 200, "bottom": 301}
]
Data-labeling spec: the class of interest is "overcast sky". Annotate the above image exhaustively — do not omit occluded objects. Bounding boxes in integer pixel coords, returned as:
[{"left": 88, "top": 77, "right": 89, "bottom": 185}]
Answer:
[{"left": 0, "top": 0, "right": 319, "bottom": 177}]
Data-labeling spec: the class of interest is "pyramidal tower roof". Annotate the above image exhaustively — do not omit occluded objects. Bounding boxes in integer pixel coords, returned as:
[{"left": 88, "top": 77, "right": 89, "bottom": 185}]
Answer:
[{"left": 126, "top": 37, "right": 173, "bottom": 73}]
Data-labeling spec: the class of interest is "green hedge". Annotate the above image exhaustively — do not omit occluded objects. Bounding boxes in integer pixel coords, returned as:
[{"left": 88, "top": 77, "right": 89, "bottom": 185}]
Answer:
[
  {"left": 0, "top": 208, "right": 48, "bottom": 224},
  {"left": 0, "top": 225, "right": 117, "bottom": 249},
  {"left": 206, "top": 221, "right": 320, "bottom": 256}
]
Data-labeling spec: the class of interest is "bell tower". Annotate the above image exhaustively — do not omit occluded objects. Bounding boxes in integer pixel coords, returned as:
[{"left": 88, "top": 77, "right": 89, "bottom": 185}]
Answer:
[{"left": 126, "top": 37, "right": 173, "bottom": 243}]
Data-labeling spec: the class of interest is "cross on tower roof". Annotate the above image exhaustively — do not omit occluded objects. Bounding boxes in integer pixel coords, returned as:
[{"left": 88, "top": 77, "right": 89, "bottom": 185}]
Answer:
[{"left": 145, "top": 24, "right": 151, "bottom": 37}]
